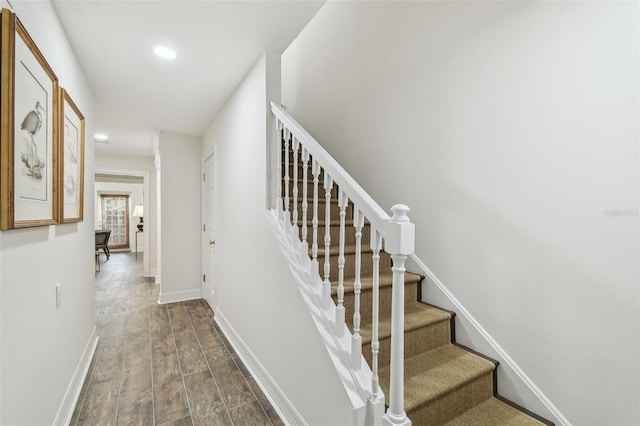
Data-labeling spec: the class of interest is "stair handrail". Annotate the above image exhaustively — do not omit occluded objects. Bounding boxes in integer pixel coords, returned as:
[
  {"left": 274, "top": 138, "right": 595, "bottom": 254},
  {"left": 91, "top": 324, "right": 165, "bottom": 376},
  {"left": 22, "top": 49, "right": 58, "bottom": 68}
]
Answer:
[
  {"left": 271, "top": 102, "right": 414, "bottom": 426},
  {"left": 271, "top": 103, "right": 389, "bottom": 231}
]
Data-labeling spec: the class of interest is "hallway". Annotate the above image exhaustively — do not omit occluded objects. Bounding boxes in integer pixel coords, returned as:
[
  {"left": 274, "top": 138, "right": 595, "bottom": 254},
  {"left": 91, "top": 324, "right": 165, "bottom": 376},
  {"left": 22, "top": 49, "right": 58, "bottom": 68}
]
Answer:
[{"left": 71, "top": 253, "right": 282, "bottom": 425}]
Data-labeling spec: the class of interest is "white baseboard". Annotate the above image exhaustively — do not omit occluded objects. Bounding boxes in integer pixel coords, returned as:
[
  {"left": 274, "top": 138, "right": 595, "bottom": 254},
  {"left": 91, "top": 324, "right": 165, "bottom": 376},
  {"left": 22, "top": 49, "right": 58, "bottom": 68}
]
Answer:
[
  {"left": 215, "top": 311, "right": 307, "bottom": 426},
  {"left": 410, "top": 254, "right": 569, "bottom": 426},
  {"left": 158, "top": 288, "right": 202, "bottom": 304},
  {"left": 53, "top": 326, "right": 98, "bottom": 426}
]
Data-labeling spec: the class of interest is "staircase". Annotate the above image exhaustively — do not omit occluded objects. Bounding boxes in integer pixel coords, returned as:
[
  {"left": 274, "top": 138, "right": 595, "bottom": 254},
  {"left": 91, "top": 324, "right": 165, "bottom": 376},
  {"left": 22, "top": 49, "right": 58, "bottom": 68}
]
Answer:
[{"left": 272, "top": 103, "right": 553, "bottom": 425}]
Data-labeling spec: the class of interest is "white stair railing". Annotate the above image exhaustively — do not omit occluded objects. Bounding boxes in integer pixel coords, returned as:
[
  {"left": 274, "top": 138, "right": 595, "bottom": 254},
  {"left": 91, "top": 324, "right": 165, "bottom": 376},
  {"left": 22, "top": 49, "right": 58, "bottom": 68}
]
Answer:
[{"left": 272, "top": 102, "right": 415, "bottom": 426}]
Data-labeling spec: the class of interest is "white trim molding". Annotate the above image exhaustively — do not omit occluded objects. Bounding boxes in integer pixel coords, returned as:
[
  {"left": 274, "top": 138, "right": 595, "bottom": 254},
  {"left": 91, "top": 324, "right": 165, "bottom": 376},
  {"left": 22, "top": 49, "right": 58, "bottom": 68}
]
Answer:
[
  {"left": 95, "top": 166, "right": 151, "bottom": 277},
  {"left": 53, "top": 327, "right": 98, "bottom": 426},
  {"left": 214, "top": 311, "right": 307, "bottom": 426},
  {"left": 410, "top": 254, "right": 570, "bottom": 426},
  {"left": 158, "top": 288, "right": 201, "bottom": 304}
]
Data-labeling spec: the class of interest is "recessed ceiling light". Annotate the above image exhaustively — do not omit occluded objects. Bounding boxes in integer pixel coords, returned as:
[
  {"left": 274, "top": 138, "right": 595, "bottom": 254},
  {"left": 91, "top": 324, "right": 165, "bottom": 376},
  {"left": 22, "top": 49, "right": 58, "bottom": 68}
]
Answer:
[
  {"left": 95, "top": 133, "right": 109, "bottom": 143},
  {"left": 153, "top": 45, "right": 176, "bottom": 60}
]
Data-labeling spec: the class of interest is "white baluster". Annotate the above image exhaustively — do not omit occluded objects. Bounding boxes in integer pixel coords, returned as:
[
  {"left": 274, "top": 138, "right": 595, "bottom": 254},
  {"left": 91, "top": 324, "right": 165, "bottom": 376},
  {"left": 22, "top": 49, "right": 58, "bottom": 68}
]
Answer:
[
  {"left": 351, "top": 208, "right": 365, "bottom": 368},
  {"left": 292, "top": 137, "right": 300, "bottom": 241},
  {"left": 310, "top": 160, "right": 320, "bottom": 279},
  {"left": 323, "top": 174, "right": 333, "bottom": 308},
  {"left": 382, "top": 205, "right": 415, "bottom": 426},
  {"left": 301, "top": 148, "right": 309, "bottom": 254},
  {"left": 283, "top": 130, "right": 290, "bottom": 229},
  {"left": 335, "top": 189, "right": 348, "bottom": 336},
  {"left": 275, "top": 120, "right": 283, "bottom": 217},
  {"left": 370, "top": 229, "right": 383, "bottom": 399}
]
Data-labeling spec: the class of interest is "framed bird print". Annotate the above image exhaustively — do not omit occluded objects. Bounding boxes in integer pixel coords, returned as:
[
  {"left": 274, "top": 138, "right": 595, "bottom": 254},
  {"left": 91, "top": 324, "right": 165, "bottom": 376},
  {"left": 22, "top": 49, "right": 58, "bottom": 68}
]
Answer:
[
  {"left": 59, "top": 88, "right": 84, "bottom": 223},
  {"left": 1, "top": 9, "right": 60, "bottom": 229}
]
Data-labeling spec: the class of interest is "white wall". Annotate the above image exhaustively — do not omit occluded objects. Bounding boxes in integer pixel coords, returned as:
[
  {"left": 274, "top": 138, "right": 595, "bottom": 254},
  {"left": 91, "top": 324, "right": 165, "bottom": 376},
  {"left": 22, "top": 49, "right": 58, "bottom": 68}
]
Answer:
[
  {"left": 282, "top": 2, "right": 639, "bottom": 425},
  {"left": 0, "top": 1, "right": 96, "bottom": 424},
  {"left": 95, "top": 180, "right": 144, "bottom": 252},
  {"left": 95, "top": 154, "right": 157, "bottom": 276},
  {"left": 155, "top": 140, "right": 162, "bottom": 285},
  {"left": 202, "top": 52, "right": 353, "bottom": 425},
  {"left": 158, "top": 132, "right": 202, "bottom": 302}
]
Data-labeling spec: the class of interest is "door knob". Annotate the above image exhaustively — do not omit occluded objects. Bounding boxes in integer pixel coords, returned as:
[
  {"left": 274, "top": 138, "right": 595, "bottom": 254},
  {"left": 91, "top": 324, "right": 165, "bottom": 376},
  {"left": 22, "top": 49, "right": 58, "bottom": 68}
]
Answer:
[{"left": 209, "top": 240, "right": 215, "bottom": 245}]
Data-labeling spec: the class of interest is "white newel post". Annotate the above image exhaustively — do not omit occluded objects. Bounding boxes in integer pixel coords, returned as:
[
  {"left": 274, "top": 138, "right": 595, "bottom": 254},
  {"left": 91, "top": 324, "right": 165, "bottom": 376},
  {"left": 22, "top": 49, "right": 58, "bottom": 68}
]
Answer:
[{"left": 382, "top": 204, "right": 415, "bottom": 426}]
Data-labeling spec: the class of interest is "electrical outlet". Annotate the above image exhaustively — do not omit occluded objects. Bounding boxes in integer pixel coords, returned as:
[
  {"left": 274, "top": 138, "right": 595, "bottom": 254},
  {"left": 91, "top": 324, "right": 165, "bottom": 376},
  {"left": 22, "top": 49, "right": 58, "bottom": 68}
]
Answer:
[{"left": 56, "top": 283, "right": 62, "bottom": 309}]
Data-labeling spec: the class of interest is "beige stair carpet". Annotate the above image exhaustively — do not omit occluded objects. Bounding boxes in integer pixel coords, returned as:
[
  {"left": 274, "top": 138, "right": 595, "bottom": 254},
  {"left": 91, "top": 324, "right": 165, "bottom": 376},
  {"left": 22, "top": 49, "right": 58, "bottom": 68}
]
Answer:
[{"left": 282, "top": 146, "right": 552, "bottom": 425}]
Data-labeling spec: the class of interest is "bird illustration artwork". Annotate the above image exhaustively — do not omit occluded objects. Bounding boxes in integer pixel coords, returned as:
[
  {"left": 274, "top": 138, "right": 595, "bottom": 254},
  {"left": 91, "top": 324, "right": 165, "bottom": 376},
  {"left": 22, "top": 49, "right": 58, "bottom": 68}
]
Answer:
[
  {"left": 63, "top": 123, "right": 78, "bottom": 202},
  {"left": 64, "top": 174, "right": 76, "bottom": 199},
  {"left": 65, "top": 123, "right": 78, "bottom": 164},
  {"left": 20, "top": 101, "right": 46, "bottom": 180}
]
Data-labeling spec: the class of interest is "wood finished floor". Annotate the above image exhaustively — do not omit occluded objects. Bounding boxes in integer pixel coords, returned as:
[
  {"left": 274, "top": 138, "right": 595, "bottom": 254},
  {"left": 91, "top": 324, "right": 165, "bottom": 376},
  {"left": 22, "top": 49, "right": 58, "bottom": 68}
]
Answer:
[{"left": 71, "top": 253, "right": 283, "bottom": 426}]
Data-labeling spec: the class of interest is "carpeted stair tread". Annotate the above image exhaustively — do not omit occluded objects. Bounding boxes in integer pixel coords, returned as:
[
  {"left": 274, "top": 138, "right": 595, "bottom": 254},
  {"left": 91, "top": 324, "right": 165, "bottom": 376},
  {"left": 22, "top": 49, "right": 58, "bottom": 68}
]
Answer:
[
  {"left": 297, "top": 218, "right": 361, "bottom": 226},
  {"left": 286, "top": 198, "right": 353, "bottom": 208},
  {"left": 315, "top": 244, "right": 370, "bottom": 256},
  {"left": 330, "top": 271, "right": 422, "bottom": 295},
  {"left": 444, "top": 397, "right": 547, "bottom": 426},
  {"left": 379, "top": 344, "right": 495, "bottom": 414},
  {"left": 290, "top": 177, "right": 323, "bottom": 183},
  {"left": 290, "top": 177, "right": 332, "bottom": 187},
  {"left": 359, "top": 303, "right": 451, "bottom": 343},
  {"left": 290, "top": 197, "right": 346, "bottom": 203}
]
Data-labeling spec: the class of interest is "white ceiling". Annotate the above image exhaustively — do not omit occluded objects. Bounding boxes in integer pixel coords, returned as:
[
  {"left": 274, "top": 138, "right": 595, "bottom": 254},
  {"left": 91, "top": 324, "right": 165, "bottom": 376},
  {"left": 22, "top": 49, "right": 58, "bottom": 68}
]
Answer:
[{"left": 52, "top": 0, "right": 325, "bottom": 158}]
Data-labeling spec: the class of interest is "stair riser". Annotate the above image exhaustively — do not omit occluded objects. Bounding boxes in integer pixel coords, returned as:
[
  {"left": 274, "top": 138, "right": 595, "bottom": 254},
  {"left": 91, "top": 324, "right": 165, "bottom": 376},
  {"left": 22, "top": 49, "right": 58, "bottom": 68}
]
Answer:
[
  {"left": 284, "top": 162, "right": 313, "bottom": 176},
  {"left": 280, "top": 150, "right": 322, "bottom": 170},
  {"left": 304, "top": 222, "right": 373, "bottom": 249},
  {"left": 408, "top": 373, "right": 495, "bottom": 425},
  {"left": 281, "top": 160, "right": 362, "bottom": 208},
  {"left": 282, "top": 175, "right": 329, "bottom": 192},
  {"left": 362, "top": 319, "right": 451, "bottom": 368},
  {"left": 334, "top": 279, "right": 416, "bottom": 324},
  {"left": 281, "top": 160, "right": 328, "bottom": 178},
  {"left": 287, "top": 199, "right": 353, "bottom": 218},
  {"left": 280, "top": 148, "right": 308, "bottom": 160},
  {"left": 319, "top": 249, "right": 390, "bottom": 281},
  {"left": 288, "top": 180, "right": 337, "bottom": 202}
]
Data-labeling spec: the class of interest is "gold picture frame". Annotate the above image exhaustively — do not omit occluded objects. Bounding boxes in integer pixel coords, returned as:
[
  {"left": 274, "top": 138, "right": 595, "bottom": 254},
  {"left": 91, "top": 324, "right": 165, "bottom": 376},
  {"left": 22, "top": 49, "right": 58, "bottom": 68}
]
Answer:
[
  {"left": 59, "top": 88, "right": 85, "bottom": 223},
  {"left": 1, "top": 8, "right": 60, "bottom": 230}
]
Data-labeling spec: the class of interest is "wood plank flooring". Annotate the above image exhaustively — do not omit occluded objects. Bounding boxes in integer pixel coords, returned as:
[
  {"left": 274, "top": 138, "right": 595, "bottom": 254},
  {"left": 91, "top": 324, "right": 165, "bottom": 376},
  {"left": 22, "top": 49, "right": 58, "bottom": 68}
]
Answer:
[{"left": 71, "top": 253, "right": 283, "bottom": 425}]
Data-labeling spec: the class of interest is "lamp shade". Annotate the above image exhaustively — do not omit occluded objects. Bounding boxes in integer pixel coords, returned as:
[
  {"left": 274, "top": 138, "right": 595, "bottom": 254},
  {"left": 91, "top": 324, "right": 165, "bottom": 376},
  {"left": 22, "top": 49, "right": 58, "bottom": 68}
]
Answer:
[{"left": 132, "top": 205, "right": 144, "bottom": 217}]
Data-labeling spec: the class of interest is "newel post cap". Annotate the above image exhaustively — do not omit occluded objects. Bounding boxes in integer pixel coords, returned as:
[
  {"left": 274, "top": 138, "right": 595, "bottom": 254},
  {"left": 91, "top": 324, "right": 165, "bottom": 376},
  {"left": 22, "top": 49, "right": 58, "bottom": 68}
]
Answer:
[
  {"left": 390, "top": 204, "right": 411, "bottom": 222},
  {"left": 383, "top": 204, "right": 415, "bottom": 255}
]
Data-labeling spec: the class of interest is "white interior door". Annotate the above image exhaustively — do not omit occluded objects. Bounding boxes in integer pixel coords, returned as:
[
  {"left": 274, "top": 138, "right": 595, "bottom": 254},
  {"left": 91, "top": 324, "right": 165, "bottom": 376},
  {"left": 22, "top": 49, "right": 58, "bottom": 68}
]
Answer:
[{"left": 202, "top": 153, "right": 217, "bottom": 309}]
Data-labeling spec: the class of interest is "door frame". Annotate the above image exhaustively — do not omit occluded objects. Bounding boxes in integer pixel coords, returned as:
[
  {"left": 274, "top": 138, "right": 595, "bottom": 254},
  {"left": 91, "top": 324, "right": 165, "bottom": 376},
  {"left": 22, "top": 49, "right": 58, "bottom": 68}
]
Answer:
[
  {"left": 95, "top": 167, "right": 151, "bottom": 277},
  {"left": 201, "top": 148, "right": 217, "bottom": 310}
]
